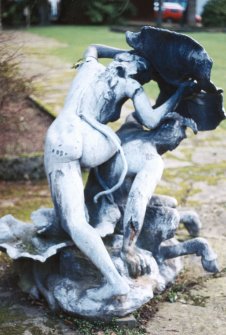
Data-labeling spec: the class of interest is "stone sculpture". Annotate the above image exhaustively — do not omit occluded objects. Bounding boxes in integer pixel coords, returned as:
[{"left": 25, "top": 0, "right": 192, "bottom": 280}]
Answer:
[
  {"left": 0, "top": 26, "right": 225, "bottom": 319},
  {"left": 126, "top": 26, "right": 225, "bottom": 130}
]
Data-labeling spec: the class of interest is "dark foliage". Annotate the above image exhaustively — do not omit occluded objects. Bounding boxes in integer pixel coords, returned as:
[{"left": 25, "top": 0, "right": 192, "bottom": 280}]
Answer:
[
  {"left": 58, "top": 0, "right": 135, "bottom": 24},
  {"left": 202, "top": 0, "right": 226, "bottom": 27},
  {"left": 1, "top": 0, "right": 50, "bottom": 27}
]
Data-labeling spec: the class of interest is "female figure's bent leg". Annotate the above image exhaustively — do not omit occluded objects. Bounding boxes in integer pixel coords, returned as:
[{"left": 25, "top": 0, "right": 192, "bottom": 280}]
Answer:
[
  {"left": 49, "top": 161, "right": 129, "bottom": 300},
  {"left": 122, "top": 155, "right": 164, "bottom": 277}
]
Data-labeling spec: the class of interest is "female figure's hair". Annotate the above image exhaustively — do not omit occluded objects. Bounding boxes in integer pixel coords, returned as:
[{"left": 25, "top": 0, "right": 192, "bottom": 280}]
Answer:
[{"left": 114, "top": 52, "right": 153, "bottom": 84}]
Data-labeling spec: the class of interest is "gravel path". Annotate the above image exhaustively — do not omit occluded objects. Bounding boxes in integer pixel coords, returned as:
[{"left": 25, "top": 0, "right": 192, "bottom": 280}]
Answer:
[
  {"left": 146, "top": 128, "right": 226, "bottom": 335},
  {"left": 6, "top": 30, "right": 74, "bottom": 115}
]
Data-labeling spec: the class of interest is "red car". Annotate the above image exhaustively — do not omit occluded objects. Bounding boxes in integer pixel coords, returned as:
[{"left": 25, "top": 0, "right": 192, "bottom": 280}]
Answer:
[
  {"left": 154, "top": 2, "right": 184, "bottom": 22},
  {"left": 154, "top": 2, "right": 202, "bottom": 24}
]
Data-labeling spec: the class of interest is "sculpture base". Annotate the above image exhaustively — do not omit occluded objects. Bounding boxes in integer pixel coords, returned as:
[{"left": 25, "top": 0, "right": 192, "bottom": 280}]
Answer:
[
  {"left": 44, "top": 238, "right": 182, "bottom": 318},
  {"left": 0, "top": 205, "right": 217, "bottom": 319}
]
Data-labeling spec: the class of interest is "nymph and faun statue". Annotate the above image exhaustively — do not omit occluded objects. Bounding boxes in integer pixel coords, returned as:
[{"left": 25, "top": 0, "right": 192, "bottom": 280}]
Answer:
[{"left": 0, "top": 27, "right": 225, "bottom": 318}]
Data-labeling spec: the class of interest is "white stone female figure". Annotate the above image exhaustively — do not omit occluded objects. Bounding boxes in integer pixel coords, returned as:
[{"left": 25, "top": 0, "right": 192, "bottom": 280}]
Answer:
[{"left": 44, "top": 45, "right": 188, "bottom": 300}]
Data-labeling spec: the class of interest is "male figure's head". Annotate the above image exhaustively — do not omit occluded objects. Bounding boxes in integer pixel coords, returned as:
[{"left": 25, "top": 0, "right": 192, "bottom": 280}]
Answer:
[{"left": 150, "top": 117, "right": 197, "bottom": 155}]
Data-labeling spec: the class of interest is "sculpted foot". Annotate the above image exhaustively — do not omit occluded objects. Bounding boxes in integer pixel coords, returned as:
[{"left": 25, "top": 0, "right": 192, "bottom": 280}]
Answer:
[
  {"left": 179, "top": 210, "right": 202, "bottom": 237},
  {"left": 86, "top": 280, "right": 130, "bottom": 301},
  {"left": 202, "top": 258, "right": 219, "bottom": 273},
  {"left": 122, "top": 246, "right": 152, "bottom": 278}
]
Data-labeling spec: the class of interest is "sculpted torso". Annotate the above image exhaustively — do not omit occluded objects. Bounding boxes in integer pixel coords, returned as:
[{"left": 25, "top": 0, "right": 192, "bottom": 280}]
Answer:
[{"left": 44, "top": 57, "right": 140, "bottom": 171}]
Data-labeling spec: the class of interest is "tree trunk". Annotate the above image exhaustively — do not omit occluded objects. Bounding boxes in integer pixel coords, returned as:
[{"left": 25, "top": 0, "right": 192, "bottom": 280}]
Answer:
[
  {"left": 187, "top": 0, "right": 196, "bottom": 26},
  {"left": 0, "top": 0, "right": 2, "bottom": 30},
  {"left": 156, "top": 0, "right": 163, "bottom": 27}
]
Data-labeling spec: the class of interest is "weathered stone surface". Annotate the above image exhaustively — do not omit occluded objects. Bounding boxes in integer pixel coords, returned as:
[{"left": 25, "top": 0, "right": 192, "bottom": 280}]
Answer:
[
  {"left": 0, "top": 211, "right": 180, "bottom": 318},
  {"left": 115, "top": 315, "right": 138, "bottom": 328},
  {"left": 0, "top": 214, "right": 72, "bottom": 262},
  {"left": 0, "top": 205, "right": 218, "bottom": 318}
]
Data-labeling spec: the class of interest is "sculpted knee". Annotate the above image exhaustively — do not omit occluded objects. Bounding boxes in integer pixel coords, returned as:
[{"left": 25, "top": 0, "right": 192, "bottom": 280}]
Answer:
[{"left": 144, "top": 155, "right": 164, "bottom": 181}]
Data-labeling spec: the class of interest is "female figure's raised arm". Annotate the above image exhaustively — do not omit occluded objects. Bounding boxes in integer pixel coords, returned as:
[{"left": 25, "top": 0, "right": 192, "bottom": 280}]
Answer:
[
  {"left": 84, "top": 44, "right": 129, "bottom": 60},
  {"left": 127, "top": 80, "right": 196, "bottom": 129}
]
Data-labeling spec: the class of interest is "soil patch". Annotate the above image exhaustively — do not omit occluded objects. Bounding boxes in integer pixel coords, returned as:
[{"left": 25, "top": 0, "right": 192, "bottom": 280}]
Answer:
[{"left": 0, "top": 97, "right": 53, "bottom": 157}]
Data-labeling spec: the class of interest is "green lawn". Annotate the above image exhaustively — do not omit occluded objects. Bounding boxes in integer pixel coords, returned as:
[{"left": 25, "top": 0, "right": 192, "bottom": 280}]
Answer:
[
  {"left": 28, "top": 25, "right": 226, "bottom": 106},
  {"left": 29, "top": 26, "right": 129, "bottom": 63}
]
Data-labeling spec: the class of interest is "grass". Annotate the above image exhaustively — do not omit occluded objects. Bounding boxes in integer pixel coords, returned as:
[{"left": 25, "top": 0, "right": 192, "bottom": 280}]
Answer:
[
  {"left": 28, "top": 26, "right": 129, "bottom": 63},
  {"left": 27, "top": 25, "right": 226, "bottom": 104},
  {"left": 0, "top": 180, "right": 52, "bottom": 221},
  {"left": 188, "top": 32, "right": 226, "bottom": 93}
]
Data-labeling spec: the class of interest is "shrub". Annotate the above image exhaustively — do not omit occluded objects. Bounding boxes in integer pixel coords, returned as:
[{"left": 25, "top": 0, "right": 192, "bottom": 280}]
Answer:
[
  {"left": 0, "top": 33, "right": 33, "bottom": 108},
  {"left": 202, "top": 0, "right": 226, "bottom": 28},
  {"left": 2, "top": 0, "right": 50, "bottom": 27},
  {"left": 59, "top": 0, "right": 135, "bottom": 24}
]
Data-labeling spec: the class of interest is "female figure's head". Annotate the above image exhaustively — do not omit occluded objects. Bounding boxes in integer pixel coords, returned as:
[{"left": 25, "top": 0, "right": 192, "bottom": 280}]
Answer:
[{"left": 108, "top": 52, "right": 153, "bottom": 85}]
